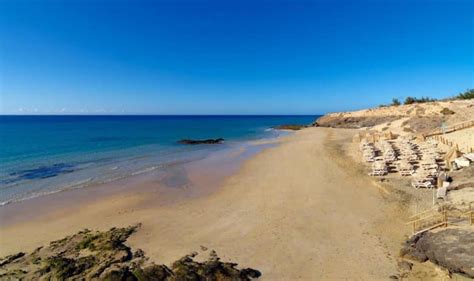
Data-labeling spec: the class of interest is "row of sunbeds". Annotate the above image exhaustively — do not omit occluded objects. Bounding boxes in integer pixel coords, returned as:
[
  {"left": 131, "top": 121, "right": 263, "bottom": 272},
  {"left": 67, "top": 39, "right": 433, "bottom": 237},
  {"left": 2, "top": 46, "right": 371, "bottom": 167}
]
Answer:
[{"left": 360, "top": 137, "right": 445, "bottom": 189}]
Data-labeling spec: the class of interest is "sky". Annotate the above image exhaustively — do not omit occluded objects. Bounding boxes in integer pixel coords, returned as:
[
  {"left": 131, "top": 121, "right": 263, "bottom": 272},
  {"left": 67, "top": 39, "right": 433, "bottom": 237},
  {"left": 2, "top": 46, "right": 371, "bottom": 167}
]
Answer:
[{"left": 0, "top": 0, "right": 473, "bottom": 115}]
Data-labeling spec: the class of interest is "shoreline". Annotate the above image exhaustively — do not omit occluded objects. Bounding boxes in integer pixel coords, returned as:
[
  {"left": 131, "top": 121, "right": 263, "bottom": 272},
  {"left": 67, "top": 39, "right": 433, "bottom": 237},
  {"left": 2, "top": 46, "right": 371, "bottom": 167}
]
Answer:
[
  {"left": 0, "top": 115, "right": 309, "bottom": 207},
  {"left": 0, "top": 127, "right": 408, "bottom": 279},
  {"left": 0, "top": 137, "right": 280, "bottom": 227},
  {"left": 0, "top": 138, "right": 281, "bottom": 207}
]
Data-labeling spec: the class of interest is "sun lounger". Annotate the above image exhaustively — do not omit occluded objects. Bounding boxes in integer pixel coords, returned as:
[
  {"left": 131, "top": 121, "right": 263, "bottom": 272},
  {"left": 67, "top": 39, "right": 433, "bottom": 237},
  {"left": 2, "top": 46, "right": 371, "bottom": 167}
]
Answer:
[
  {"left": 400, "top": 169, "right": 414, "bottom": 176},
  {"left": 464, "top": 153, "right": 474, "bottom": 162},
  {"left": 411, "top": 180, "right": 434, "bottom": 189},
  {"left": 454, "top": 157, "right": 471, "bottom": 168}
]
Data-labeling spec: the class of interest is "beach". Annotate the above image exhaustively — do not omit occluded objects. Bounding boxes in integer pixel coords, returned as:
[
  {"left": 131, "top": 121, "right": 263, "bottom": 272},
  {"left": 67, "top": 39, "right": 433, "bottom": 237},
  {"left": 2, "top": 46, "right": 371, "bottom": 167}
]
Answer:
[
  {"left": 2, "top": 1, "right": 473, "bottom": 278},
  {"left": 0, "top": 127, "right": 408, "bottom": 279}
]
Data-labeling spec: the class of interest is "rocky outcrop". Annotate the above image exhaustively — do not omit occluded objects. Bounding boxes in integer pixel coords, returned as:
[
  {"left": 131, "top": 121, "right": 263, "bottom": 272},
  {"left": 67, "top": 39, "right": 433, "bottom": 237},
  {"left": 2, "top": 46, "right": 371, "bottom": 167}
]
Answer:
[
  {"left": 313, "top": 100, "right": 474, "bottom": 131},
  {"left": 272, "top": 124, "right": 307, "bottom": 130},
  {"left": 400, "top": 116, "right": 444, "bottom": 134},
  {"left": 178, "top": 138, "right": 224, "bottom": 145},
  {"left": 314, "top": 115, "right": 402, "bottom": 128},
  {"left": 400, "top": 228, "right": 474, "bottom": 278},
  {"left": 0, "top": 225, "right": 261, "bottom": 280}
]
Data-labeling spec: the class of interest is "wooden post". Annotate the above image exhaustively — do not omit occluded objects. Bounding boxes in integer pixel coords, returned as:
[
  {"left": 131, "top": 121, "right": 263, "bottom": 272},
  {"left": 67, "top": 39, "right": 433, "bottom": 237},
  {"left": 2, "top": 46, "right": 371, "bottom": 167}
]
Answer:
[{"left": 443, "top": 208, "right": 448, "bottom": 227}]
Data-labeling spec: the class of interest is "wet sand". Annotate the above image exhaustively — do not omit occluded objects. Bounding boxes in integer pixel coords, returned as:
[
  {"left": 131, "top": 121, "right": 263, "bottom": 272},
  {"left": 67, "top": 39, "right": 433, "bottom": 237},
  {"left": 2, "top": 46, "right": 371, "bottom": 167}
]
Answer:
[
  {"left": 0, "top": 128, "right": 408, "bottom": 280},
  {"left": 0, "top": 140, "right": 277, "bottom": 227}
]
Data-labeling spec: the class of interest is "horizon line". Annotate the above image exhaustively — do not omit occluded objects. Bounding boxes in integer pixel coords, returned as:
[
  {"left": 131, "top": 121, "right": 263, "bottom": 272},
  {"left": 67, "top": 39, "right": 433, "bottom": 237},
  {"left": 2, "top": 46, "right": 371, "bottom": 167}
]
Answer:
[{"left": 0, "top": 114, "right": 323, "bottom": 117}]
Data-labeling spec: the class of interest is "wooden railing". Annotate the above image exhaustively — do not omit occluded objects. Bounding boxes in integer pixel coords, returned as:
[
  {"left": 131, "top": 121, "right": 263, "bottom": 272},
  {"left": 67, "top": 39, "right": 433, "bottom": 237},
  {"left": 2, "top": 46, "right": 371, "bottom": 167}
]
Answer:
[
  {"left": 406, "top": 204, "right": 473, "bottom": 235},
  {"left": 429, "top": 134, "right": 474, "bottom": 153},
  {"left": 425, "top": 119, "right": 474, "bottom": 153},
  {"left": 425, "top": 120, "right": 474, "bottom": 137},
  {"left": 406, "top": 208, "right": 447, "bottom": 235}
]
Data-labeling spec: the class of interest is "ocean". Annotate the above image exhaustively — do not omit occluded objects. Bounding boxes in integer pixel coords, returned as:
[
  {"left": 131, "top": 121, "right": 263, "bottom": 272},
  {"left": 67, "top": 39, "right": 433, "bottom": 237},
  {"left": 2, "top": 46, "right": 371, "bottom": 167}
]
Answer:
[{"left": 0, "top": 115, "right": 317, "bottom": 205}]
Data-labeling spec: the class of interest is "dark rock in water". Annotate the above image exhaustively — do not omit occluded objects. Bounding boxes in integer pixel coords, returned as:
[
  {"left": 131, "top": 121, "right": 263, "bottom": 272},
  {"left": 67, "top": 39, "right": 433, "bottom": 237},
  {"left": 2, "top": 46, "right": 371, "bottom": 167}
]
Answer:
[
  {"left": 400, "top": 228, "right": 474, "bottom": 278},
  {"left": 0, "top": 225, "right": 261, "bottom": 280},
  {"left": 272, "top": 124, "right": 307, "bottom": 130},
  {"left": 178, "top": 138, "right": 224, "bottom": 145},
  {"left": 5, "top": 163, "right": 75, "bottom": 184}
]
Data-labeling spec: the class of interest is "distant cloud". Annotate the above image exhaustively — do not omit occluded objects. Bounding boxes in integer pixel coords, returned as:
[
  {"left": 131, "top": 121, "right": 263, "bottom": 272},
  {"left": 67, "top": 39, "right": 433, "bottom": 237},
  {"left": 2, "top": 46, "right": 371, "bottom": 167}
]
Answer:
[{"left": 17, "top": 107, "right": 36, "bottom": 113}]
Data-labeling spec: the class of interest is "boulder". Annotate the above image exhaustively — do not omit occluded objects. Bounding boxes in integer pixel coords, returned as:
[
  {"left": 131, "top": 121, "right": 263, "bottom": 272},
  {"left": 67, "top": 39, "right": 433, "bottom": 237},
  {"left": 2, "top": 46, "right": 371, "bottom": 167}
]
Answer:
[
  {"left": 272, "top": 124, "right": 307, "bottom": 130},
  {"left": 400, "top": 228, "right": 474, "bottom": 278},
  {"left": 177, "top": 138, "right": 224, "bottom": 145}
]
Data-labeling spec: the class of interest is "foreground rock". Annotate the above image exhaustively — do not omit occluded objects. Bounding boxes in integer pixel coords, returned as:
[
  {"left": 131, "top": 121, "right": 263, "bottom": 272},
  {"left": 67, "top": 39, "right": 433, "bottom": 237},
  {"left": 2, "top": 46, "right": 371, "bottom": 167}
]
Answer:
[
  {"left": 178, "top": 138, "right": 224, "bottom": 145},
  {"left": 272, "top": 124, "right": 307, "bottom": 130},
  {"left": 0, "top": 225, "right": 261, "bottom": 280},
  {"left": 400, "top": 228, "right": 474, "bottom": 278}
]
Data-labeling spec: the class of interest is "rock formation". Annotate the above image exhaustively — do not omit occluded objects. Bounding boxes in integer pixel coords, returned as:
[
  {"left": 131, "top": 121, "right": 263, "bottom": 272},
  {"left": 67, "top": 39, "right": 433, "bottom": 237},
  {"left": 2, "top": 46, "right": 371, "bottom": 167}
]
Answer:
[
  {"left": 0, "top": 225, "right": 261, "bottom": 280},
  {"left": 400, "top": 228, "right": 474, "bottom": 278}
]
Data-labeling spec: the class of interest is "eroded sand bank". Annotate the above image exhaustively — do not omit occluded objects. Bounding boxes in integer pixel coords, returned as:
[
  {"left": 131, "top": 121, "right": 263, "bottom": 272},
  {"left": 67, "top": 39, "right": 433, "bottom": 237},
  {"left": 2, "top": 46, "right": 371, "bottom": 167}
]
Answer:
[{"left": 0, "top": 128, "right": 408, "bottom": 280}]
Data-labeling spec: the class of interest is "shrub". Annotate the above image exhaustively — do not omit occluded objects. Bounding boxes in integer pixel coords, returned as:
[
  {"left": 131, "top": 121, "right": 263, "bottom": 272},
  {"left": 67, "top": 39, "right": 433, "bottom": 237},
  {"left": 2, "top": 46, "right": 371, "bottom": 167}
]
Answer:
[
  {"left": 404, "top": 96, "right": 436, "bottom": 105},
  {"left": 456, "top": 89, "right": 474, "bottom": 100},
  {"left": 404, "top": 97, "right": 416, "bottom": 105},
  {"left": 391, "top": 98, "right": 401, "bottom": 106},
  {"left": 440, "top": 108, "right": 455, "bottom": 115}
]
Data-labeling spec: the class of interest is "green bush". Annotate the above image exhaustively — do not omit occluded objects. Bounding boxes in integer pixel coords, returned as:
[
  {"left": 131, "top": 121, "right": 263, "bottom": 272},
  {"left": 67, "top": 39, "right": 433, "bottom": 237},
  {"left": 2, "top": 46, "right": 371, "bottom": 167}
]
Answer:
[
  {"left": 456, "top": 89, "right": 474, "bottom": 100},
  {"left": 404, "top": 97, "right": 416, "bottom": 105},
  {"left": 404, "top": 96, "right": 436, "bottom": 105},
  {"left": 391, "top": 98, "right": 401, "bottom": 106}
]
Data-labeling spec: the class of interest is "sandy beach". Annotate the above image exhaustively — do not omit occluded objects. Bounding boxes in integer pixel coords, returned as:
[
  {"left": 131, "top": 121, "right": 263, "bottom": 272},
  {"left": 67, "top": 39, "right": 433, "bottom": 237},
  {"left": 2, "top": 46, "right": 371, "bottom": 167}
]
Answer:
[
  {"left": 0, "top": 127, "right": 409, "bottom": 279},
  {"left": 2, "top": 1, "right": 473, "bottom": 278}
]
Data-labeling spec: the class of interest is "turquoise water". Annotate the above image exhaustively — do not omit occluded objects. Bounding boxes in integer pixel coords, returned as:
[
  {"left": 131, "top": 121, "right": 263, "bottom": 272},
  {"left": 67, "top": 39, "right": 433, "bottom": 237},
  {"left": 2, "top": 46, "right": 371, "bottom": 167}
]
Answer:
[{"left": 0, "top": 115, "right": 317, "bottom": 204}]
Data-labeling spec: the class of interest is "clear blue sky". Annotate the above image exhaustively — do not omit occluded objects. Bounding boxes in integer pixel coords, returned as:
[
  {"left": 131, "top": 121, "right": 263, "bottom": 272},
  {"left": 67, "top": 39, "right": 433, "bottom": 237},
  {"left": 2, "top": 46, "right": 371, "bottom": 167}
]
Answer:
[{"left": 1, "top": 0, "right": 473, "bottom": 115}]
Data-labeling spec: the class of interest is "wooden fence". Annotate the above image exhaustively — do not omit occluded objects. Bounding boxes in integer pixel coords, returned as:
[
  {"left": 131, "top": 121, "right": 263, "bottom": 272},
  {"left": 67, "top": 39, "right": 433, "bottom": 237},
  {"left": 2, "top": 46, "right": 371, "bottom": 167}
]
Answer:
[
  {"left": 425, "top": 120, "right": 474, "bottom": 137},
  {"left": 429, "top": 134, "right": 474, "bottom": 153},
  {"left": 425, "top": 119, "right": 474, "bottom": 153},
  {"left": 406, "top": 204, "right": 473, "bottom": 235}
]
